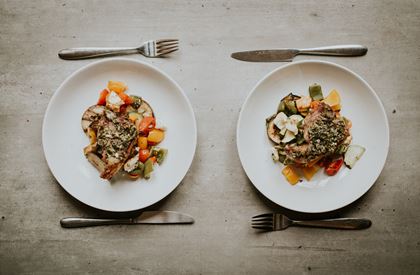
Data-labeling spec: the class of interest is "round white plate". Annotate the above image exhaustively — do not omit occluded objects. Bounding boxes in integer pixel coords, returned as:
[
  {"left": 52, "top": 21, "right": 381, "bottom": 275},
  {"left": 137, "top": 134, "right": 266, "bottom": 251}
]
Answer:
[
  {"left": 43, "top": 58, "right": 197, "bottom": 212},
  {"left": 237, "top": 60, "right": 389, "bottom": 213}
]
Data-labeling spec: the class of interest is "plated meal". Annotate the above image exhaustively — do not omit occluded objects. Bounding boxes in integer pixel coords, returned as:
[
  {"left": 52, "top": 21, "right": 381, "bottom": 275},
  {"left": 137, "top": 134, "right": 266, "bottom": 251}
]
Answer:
[
  {"left": 82, "top": 80, "right": 167, "bottom": 180},
  {"left": 43, "top": 58, "right": 196, "bottom": 211},
  {"left": 266, "top": 83, "right": 365, "bottom": 185},
  {"left": 237, "top": 61, "right": 388, "bottom": 212}
]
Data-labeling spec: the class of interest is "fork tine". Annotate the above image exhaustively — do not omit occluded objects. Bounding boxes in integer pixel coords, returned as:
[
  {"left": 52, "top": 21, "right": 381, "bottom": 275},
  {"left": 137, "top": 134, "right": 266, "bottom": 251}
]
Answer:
[
  {"left": 157, "top": 41, "right": 178, "bottom": 49},
  {"left": 251, "top": 217, "right": 272, "bottom": 222},
  {"left": 157, "top": 45, "right": 179, "bottom": 53},
  {"left": 157, "top": 47, "right": 179, "bottom": 56},
  {"left": 157, "top": 45, "right": 178, "bottom": 52},
  {"left": 156, "top": 39, "right": 178, "bottom": 44},
  {"left": 252, "top": 226, "right": 272, "bottom": 230},
  {"left": 252, "top": 213, "right": 273, "bottom": 219},
  {"left": 251, "top": 222, "right": 273, "bottom": 227}
]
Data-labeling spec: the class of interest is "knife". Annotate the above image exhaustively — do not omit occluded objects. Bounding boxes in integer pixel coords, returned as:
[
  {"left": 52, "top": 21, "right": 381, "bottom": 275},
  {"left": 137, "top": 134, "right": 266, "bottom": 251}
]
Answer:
[
  {"left": 231, "top": 44, "right": 368, "bottom": 62},
  {"left": 60, "top": 211, "right": 194, "bottom": 228}
]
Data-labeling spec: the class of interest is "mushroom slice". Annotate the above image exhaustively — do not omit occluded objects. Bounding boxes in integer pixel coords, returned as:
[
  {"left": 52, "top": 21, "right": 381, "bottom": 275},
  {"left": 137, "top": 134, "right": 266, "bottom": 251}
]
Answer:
[
  {"left": 266, "top": 114, "right": 281, "bottom": 144},
  {"left": 81, "top": 105, "right": 106, "bottom": 132},
  {"left": 137, "top": 100, "right": 154, "bottom": 118}
]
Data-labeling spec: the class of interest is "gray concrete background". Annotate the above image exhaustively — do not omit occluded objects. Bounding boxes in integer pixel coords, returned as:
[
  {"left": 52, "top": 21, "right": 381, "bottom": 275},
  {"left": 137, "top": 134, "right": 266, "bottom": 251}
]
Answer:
[{"left": 1, "top": 0, "right": 420, "bottom": 274}]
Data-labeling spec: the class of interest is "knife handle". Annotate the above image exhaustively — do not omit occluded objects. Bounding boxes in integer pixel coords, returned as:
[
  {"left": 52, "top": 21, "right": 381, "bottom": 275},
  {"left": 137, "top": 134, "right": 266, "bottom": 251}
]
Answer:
[
  {"left": 299, "top": 45, "right": 368, "bottom": 56},
  {"left": 60, "top": 217, "right": 133, "bottom": 228}
]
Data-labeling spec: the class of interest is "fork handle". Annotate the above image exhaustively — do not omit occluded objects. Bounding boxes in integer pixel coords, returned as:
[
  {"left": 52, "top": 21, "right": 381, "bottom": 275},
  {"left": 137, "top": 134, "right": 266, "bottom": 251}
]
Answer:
[
  {"left": 58, "top": 47, "right": 139, "bottom": 60},
  {"left": 292, "top": 218, "right": 371, "bottom": 230}
]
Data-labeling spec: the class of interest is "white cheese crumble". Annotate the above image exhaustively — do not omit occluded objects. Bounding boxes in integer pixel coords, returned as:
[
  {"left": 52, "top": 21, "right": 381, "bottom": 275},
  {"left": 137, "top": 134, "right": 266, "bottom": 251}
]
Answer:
[
  {"left": 106, "top": 91, "right": 124, "bottom": 112},
  {"left": 124, "top": 154, "right": 139, "bottom": 172}
]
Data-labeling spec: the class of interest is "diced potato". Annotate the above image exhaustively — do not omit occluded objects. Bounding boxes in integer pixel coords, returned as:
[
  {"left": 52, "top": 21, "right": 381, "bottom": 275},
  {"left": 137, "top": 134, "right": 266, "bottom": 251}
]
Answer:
[
  {"left": 138, "top": 137, "right": 148, "bottom": 150},
  {"left": 128, "top": 112, "right": 143, "bottom": 123},
  {"left": 296, "top": 96, "right": 312, "bottom": 113},
  {"left": 282, "top": 165, "right": 301, "bottom": 185},
  {"left": 107, "top": 80, "right": 127, "bottom": 94},
  {"left": 301, "top": 165, "right": 320, "bottom": 181},
  {"left": 147, "top": 129, "right": 165, "bottom": 144},
  {"left": 323, "top": 89, "right": 341, "bottom": 109}
]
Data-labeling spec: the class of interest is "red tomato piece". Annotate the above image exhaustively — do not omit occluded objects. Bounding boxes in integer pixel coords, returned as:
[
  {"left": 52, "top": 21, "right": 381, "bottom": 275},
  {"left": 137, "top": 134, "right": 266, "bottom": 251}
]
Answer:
[
  {"left": 138, "top": 149, "right": 150, "bottom": 163},
  {"left": 138, "top": 117, "right": 156, "bottom": 134},
  {"left": 325, "top": 157, "right": 344, "bottom": 176},
  {"left": 118, "top": 92, "right": 133, "bottom": 105},
  {"left": 97, "top": 89, "right": 109, "bottom": 105}
]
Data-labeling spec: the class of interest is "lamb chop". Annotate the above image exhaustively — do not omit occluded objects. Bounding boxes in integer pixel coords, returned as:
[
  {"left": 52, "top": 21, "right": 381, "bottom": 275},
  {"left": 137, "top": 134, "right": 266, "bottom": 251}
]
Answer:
[
  {"left": 284, "top": 102, "right": 350, "bottom": 166},
  {"left": 82, "top": 105, "right": 138, "bottom": 180}
]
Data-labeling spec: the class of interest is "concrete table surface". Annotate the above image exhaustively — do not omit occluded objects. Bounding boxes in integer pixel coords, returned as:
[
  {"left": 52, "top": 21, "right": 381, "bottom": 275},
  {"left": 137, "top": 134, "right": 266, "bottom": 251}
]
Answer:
[{"left": 1, "top": 0, "right": 420, "bottom": 274}]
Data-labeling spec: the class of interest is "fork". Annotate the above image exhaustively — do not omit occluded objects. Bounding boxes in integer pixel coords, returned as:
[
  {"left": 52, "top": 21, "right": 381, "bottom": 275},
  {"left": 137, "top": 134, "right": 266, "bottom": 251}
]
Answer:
[
  {"left": 58, "top": 39, "right": 179, "bottom": 60},
  {"left": 252, "top": 213, "right": 371, "bottom": 231}
]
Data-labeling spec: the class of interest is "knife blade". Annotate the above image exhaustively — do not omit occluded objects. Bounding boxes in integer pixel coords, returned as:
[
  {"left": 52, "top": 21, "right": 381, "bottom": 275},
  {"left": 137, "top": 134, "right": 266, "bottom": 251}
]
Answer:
[
  {"left": 60, "top": 211, "right": 194, "bottom": 228},
  {"left": 231, "top": 49, "right": 298, "bottom": 62},
  {"left": 231, "top": 45, "right": 368, "bottom": 62}
]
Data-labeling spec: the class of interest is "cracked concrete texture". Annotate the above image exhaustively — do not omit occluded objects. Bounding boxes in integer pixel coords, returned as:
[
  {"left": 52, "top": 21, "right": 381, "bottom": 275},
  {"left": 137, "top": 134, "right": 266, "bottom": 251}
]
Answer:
[{"left": 1, "top": 0, "right": 420, "bottom": 274}]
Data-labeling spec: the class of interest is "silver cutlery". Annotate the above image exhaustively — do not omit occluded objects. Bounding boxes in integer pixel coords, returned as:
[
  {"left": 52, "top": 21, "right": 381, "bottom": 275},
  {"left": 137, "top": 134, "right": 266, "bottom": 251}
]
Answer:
[
  {"left": 252, "top": 213, "right": 371, "bottom": 231},
  {"left": 231, "top": 44, "right": 367, "bottom": 62},
  {"left": 58, "top": 39, "right": 179, "bottom": 60},
  {"left": 60, "top": 211, "right": 194, "bottom": 228}
]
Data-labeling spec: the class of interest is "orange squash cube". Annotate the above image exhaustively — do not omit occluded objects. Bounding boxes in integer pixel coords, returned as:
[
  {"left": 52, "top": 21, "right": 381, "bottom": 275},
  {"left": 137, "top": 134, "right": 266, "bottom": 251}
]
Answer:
[
  {"left": 147, "top": 129, "right": 165, "bottom": 145},
  {"left": 301, "top": 165, "right": 321, "bottom": 181},
  {"left": 138, "top": 137, "right": 148, "bottom": 150},
  {"left": 323, "top": 89, "right": 341, "bottom": 110},
  {"left": 282, "top": 165, "right": 301, "bottom": 185},
  {"left": 107, "top": 80, "right": 127, "bottom": 94}
]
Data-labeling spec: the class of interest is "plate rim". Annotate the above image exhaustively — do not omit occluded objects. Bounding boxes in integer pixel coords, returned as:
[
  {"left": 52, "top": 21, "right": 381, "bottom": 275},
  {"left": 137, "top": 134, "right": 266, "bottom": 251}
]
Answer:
[
  {"left": 42, "top": 57, "right": 197, "bottom": 212},
  {"left": 236, "top": 59, "right": 390, "bottom": 213}
]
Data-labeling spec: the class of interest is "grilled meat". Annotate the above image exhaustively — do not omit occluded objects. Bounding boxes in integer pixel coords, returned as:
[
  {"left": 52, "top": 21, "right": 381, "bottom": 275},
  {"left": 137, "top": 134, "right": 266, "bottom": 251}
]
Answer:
[
  {"left": 285, "top": 102, "right": 349, "bottom": 165},
  {"left": 82, "top": 105, "right": 137, "bottom": 180}
]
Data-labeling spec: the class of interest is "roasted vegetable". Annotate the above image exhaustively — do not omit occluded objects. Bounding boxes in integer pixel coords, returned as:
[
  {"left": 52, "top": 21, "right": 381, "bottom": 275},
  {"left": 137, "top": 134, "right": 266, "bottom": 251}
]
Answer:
[
  {"left": 296, "top": 95, "right": 312, "bottom": 114},
  {"left": 138, "top": 136, "right": 148, "bottom": 150},
  {"left": 138, "top": 117, "right": 156, "bottom": 134},
  {"left": 282, "top": 130, "right": 295, "bottom": 143},
  {"left": 138, "top": 100, "right": 154, "bottom": 117},
  {"left": 266, "top": 114, "right": 281, "bottom": 144},
  {"left": 301, "top": 165, "right": 320, "bottom": 181},
  {"left": 148, "top": 129, "right": 165, "bottom": 145},
  {"left": 344, "top": 145, "right": 365, "bottom": 168},
  {"left": 309, "top": 83, "right": 324, "bottom": 101},
  {"left": 107, "top": 80, "right": 127, "bottom": 94},
  {"left": 282, "top": 165, "right": 301, "bottom": 185},
  {"left": 156, "top": 148, "right": 168, "bottom": 164},
  {"left": 128, "top": 162, "right": 145, "bottom": 179},
  {"left": 280, "top": 93, "right": 301, "bottom": 116},
  {"left": 143, "top": 158, "right": 154, "bottom": 179},
  {"left": 97, "top": 89, "right": 109, "bottom": 105},
  {"left": 277, "top": 101, "right": 286, "bottom": 113},
  {"left": 117, "top": 92, "right": 133, "bottom": 105},
  {"left": 325, "top": 157, "right": 344, "bottom": 176},
  {"left": 323, "top": 89, "right": 341, "bottom": 111},
  {"left": 130, "top": 95, "right": 143, "bottom": 109},
  {"left": 128, "top": 112, "right": 143, "bottom": 123},
  {"left": 139, "top": 149, "right": 150, "bottom": 163}
]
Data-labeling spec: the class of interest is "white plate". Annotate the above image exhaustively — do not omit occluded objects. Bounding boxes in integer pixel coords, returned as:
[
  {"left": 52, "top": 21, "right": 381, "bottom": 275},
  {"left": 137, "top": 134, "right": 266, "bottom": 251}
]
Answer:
[
  {"left": 43, "top": 58, "right": 197, "bottom": 212},
  {"left": 237, "top": 60, "right": 389, "bottom": 213}
]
